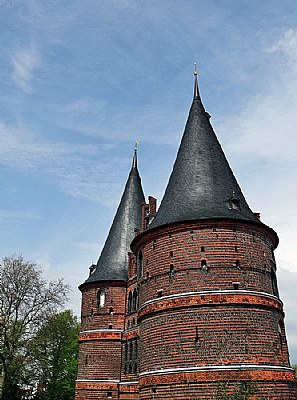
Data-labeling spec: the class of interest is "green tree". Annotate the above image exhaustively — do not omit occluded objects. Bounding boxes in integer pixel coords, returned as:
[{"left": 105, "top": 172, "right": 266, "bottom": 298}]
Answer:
[
  {"left": 31, "top": 310, "right": 80, "bottom": 400},
  {"left": 0, "top": 255, "right": 70, "bottom": 400}
]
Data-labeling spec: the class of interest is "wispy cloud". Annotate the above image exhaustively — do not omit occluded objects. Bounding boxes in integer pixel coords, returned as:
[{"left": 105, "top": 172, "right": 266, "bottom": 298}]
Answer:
[
  {"left": 0, "top": 209, "right": 40, "bottom": 223},
  {"left": 0, "top": 120, "right": 125, "bottom": 206},
  {"left": 11, "top": 45, "right": 40, "bottom": 93}
]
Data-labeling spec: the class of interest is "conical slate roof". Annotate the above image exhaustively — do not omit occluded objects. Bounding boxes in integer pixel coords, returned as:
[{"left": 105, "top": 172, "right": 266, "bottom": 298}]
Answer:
[
  {"left": 149, "top": 72, "right": 260, "bottom": 229},
  {"left": 84, "top": 148, "right": 145, "bottom": 283}
]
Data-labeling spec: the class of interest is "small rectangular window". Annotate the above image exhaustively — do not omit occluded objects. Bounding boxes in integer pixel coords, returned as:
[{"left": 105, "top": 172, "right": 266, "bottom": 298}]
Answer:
[{"left": 157, "top": 289, "right": 163, "bottom": 298}]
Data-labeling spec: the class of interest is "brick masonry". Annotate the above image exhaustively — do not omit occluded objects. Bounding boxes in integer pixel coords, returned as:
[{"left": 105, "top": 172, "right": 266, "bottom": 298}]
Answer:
[{"left": 75, "top": 218, "right": 297, "bottom": 399}]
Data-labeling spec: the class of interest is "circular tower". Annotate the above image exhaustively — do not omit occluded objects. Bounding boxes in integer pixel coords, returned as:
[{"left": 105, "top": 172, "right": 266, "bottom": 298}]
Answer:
[
  {"left": 132, "top": 73, "right": 297, "bottom": 399},
  {"left": 75, "top": 149, "right": 144, "bottom": 400}
]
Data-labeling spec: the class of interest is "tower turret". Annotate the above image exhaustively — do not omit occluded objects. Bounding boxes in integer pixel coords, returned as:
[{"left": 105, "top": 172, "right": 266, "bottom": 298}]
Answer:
[{"left": 75, "top": 146, "right": 145, "bottom": 400}]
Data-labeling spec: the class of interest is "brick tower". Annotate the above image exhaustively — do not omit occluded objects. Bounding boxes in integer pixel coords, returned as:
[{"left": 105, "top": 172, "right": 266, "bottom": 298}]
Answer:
[
  {"left": 131, "top": 71, "right": 297, "bottom": 399},
  {"left": 75, "top": 147, "right": 144, "bottom": 399},
  {"left": 75, "top": 70, "right": 297, "bottom": 399}
]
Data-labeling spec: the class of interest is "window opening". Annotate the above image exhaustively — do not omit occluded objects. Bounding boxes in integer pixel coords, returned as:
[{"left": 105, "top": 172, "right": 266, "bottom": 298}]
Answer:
[
  {"left": 235, "top": 246, "right": 238, "bottom": 252},
  {"left": 137, "top": 250, "right": 143, "bottom": 276},
  {"left": 169, "top": 250, "right": 173, "bottom": 257},
  {"left": 128, "top": 291, "right": 132, "bottom": 313},
  {"left": 108, "top": 324, "right": 112, "bottom": 329},
  {"left": 201, "top": 246, "right": 205, "bottom": 252},
  {"left": 233, "top": 282, "right": 240, "bottom": 290},
  {"left": 271, "top": 267, "right": 279, "bottom": 297},
  {"left": 97, "top": 289, "right": 106, "bottom": 308},
  {"left": 109, "top": 307, "right": 114, "bottom": 315},
  {"left": 157, "top": 289, "right": 163, "bottom": 298},
  {"left": 201, "top": 260, "right": 208, "bottom": 270}
]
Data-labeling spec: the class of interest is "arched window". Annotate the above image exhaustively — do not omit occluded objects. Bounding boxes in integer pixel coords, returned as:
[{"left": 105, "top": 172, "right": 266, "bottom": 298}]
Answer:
[
  {"left": 128, "top": 291, "right": 132, "bottom": 313},
  {"left": 132, "top": 289, "right": 138, "bottom": 312},
  {"left": 271, "top": 267, "right": 279, "bottom": 297},
  {"left": 137, "top": 250, "right": 143, "bottom": 277},
  {"left": 97, "top": 289, "right": 105, "bottom": 308}
]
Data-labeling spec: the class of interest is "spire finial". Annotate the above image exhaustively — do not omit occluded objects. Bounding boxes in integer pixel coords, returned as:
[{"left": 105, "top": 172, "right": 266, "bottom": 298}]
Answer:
[
  {"left": 132, "top": 140, "right": 139, "bottom": 169},
  {"left": 193, "top": 63, "right": 199, "bottom": 99}
]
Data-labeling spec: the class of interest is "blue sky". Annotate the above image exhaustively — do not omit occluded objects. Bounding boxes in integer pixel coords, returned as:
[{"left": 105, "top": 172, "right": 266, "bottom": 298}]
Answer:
[{"left": 1, "top": 0, "right": 297, "bottom": 363}]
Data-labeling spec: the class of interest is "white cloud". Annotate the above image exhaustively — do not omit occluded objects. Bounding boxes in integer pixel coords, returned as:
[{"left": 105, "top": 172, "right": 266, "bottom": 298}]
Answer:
[
  {"left": 11, "top": 45, "right": 40, "bottom": 93},
  {"left": 0, "top": 120, "right": 123, "bottom": 206},
  {"left": 268, "top": 28, "right": 297, "bottom": 64}
]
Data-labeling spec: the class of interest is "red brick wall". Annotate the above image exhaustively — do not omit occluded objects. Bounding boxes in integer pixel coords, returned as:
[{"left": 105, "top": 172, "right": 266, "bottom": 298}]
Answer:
[
  {"left": 131, "top": 219, "right": 297, "bottom": 398},
  {"left": 76, "top": 281, "right": 127, "bottom": 400}
]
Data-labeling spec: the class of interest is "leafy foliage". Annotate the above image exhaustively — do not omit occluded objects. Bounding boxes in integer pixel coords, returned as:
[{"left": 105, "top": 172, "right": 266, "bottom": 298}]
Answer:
[
  {"left": 0, "top": 255, "right": 70, "bottom": 400},
  {"left": 29, "top": 310, "right": 80, "bottom": 400}
]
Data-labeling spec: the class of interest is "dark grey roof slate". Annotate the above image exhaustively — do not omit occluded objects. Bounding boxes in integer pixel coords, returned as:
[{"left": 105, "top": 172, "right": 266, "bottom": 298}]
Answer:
[
  {"left": 149, "top": 78, "right": 260, "bottom": 229},
  {"left": 84, "top": 153, "right": 145, "bottom": 283}
]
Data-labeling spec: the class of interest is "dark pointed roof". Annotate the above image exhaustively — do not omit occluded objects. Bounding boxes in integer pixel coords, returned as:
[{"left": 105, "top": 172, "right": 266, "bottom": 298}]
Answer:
[
  {"left": 149, "top": 70, "right": 260, "bottom": 229},
  {"left": 84, "top": 146, "right": 145, "bottom": 283}
]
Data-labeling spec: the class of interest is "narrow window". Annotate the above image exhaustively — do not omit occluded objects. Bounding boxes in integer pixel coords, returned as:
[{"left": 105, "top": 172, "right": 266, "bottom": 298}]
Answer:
[
  {"left": 107, "top": 391, "right": 112, "bottom": 398},
  {"left": 109, "top": 307, "right": 114, "bottom": 315},
  {"left": 235, "top": 246, "right": 238, "bottom": 252},
  {"left": 201, "top": 260, "right": 207, "bottom": 270},
  {"left": 201, "top": 246, "right": 205, "bottom": 252},
  {"left": 278, "top": 322, "right": 283, "bottom": 349},
  {"left": 157, "top": 289, "right": 163, "bottom": 298},
  {"left": 235, "top": 259, "right": 240, "bottom": 269},
  {"left": 128, "top": 291, "right": 132, "bottom": 313},
  {"left": 233, "top": 282, "right": 240, "bottom": 290},
  {"left": 169, "top": 264, "right": 174, "bottom": 274},
  {"left": 137, "top": 250, "right": 143, "bottom": 276},
  {"left": 132, "top": 289, "right": 138, "bottom": 312},
  {"left": 271, "top": 267, "right": 279, "bottom": 297},
  {"left": 97, "top": 289, "right": 105, "bottom": 308},
  {"left": 108, "top": 324, "right": 112, "bottom": 329},
  {"left": 195, "top": 326, "right": 200, "bottom": 349},
  {"left": 169, "top": 250, "right": 173, "bottom": 258}
]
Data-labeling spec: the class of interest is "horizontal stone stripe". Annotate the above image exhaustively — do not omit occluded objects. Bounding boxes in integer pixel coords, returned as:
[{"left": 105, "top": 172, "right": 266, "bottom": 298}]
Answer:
[
  {"left": 79, "top": 329, "right": 122, "bottom": 341},
  {"left": 139, "top": 365, "right": 296, "bottom": 387},
  {"left": 138, "top": 290, "right": 283, "bottom": 321},
  {"left": 75, "top": 380, "right": 119, "bottom": 390}
]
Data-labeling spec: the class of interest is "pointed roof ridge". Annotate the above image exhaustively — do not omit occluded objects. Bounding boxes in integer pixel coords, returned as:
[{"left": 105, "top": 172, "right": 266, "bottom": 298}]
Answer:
[
  {"left": 149, "top": 71, "right": 260, "bottom": 229},
  {"left": 83, "top": 145, "right": 145, "bottom": 284}
]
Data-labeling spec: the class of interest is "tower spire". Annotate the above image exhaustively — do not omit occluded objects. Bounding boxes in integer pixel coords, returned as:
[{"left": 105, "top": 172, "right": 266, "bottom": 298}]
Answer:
[
  {"left": 193, "top": 63, "right": 199, "bottom": 99},
  {"left": 132, "top": 140, "right": 139, "bottom": 169}
]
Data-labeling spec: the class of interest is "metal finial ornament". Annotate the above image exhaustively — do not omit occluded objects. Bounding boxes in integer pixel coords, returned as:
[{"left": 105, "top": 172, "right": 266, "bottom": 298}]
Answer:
[
  {"left": 193, "top": 63, "right": 199, "bottom": 98},
  {"left": 193, "top": 63, "right": 198, "bottom": 76},
  {"left": 132, "top": 140, "right": 139, "bottom": 169}
]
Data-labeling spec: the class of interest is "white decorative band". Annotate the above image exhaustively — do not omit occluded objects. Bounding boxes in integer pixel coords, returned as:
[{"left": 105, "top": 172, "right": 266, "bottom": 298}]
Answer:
[
  {"left": 139, "top": 364, "right": 293, "bottom": 378},
  {"left": 140, "top": 290, "right": 281, "bottom": 310},
  {"left": 76, "top": 379, "right": 120, "bottom": 383},
  {"left": 119, "top": 381, "right": 139, "bottom": 385},
  {"left": 80, "top": 328, "right": 123, "bottom": 334}
]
